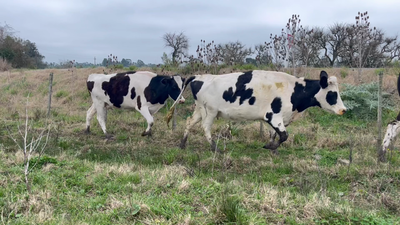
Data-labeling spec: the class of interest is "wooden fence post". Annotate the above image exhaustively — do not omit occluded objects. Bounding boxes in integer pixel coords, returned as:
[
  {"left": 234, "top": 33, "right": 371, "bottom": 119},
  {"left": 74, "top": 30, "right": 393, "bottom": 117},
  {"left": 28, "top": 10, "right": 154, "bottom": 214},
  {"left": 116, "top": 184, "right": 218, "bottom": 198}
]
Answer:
[{"left": 47, "top": 73, "right": 53, "bottom": 118}]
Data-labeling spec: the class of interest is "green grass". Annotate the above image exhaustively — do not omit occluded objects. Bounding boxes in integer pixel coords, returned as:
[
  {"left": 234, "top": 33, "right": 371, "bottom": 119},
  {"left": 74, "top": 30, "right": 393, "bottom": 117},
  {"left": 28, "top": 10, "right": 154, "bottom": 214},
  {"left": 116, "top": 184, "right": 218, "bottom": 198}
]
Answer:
[{"left": 1, "top": 69, "right": 400, "bottom": 224}]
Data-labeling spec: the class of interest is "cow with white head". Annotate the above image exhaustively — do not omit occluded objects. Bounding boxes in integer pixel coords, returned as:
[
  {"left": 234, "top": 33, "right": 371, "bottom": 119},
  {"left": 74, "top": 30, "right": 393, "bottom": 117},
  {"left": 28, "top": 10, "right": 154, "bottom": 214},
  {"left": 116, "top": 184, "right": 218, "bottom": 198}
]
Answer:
[{"left": 177, "top": 70, "right": 346, "bottom": 153}]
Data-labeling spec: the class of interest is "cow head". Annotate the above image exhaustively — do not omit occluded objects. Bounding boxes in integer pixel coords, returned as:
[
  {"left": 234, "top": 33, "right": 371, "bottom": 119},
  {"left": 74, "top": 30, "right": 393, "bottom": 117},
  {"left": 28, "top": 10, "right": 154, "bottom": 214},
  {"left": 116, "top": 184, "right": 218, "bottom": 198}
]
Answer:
[
  {"left": 314, "top": 71, "right": 346, "bottom": 115},
  {"left": 162, "top": 75, "right": 186, "bottom": 103}
]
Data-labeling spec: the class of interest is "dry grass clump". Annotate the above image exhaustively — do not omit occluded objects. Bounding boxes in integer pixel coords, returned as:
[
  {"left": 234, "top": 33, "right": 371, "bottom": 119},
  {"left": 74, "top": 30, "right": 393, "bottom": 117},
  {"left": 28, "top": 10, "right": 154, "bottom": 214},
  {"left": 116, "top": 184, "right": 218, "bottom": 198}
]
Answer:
[{"left": 0, "top": 58, "right": 12, "bottom": 71}]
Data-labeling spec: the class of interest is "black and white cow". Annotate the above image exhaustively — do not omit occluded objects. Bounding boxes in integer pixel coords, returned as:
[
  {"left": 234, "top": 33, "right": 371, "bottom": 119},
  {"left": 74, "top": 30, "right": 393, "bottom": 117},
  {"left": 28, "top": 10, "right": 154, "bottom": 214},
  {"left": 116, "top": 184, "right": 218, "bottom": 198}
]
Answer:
[
  {"left": 381, "top": 74, "right": 400, "bottom": 155},
  {"left": 178, "top": 70, "right": 346, "bottom": 153},
  {"left": 86, "top": 71, "right": 185, "bottom": 138}
]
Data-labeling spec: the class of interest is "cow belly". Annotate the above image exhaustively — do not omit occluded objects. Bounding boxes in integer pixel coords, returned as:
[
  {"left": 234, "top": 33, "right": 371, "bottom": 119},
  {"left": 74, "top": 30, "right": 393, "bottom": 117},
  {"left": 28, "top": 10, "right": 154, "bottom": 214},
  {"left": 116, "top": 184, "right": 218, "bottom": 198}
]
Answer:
[
  {"left": 218, "top": 107, "right": 262, "bottom": 121},
  {"left": 148, "top": 103, "right": 164, "bottom": 114}
]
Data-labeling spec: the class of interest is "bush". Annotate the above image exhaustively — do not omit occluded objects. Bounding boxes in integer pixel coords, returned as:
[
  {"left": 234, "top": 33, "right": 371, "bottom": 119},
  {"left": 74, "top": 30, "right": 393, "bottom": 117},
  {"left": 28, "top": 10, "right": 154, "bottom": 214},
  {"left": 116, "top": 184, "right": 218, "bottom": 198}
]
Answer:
[
  {"left": 340, "top": 82, "right": 395, "bottom": 120},
  {"left": 128, "top": 65, "right": 137, "bottom": 71},
  {"left": 114, "top": 64, "right": 124, "bottom": 69}
]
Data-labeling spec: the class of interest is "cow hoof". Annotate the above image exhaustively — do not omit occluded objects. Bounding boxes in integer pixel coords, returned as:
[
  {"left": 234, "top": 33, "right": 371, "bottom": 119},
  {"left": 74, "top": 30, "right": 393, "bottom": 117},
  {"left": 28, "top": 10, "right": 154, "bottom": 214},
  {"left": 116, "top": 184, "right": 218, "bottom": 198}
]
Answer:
[
  {"left": 263, "top": 143, "right": 279, "bottom": 150},
  {"left": 105, "top": 134, "right": 114, "bottom": 140},
  {"left": 210, "top": 141, "right": 222, "bottom": 153},
  {"left": 141, "top": 131, "right": 152, "bottom": 137},
  {"left": 270, "top": 149, "right": 279, "bottom": 155},
  {"left": 180, "top": 137, "right": 188, "bottom": 149}
]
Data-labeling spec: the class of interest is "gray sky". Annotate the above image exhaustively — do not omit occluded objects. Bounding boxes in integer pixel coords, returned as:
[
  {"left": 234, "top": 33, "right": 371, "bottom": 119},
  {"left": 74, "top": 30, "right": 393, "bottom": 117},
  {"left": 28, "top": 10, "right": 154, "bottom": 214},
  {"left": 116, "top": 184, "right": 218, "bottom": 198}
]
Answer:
[{"left": 3, "top": 0, "right": 400, "bottom": 64}]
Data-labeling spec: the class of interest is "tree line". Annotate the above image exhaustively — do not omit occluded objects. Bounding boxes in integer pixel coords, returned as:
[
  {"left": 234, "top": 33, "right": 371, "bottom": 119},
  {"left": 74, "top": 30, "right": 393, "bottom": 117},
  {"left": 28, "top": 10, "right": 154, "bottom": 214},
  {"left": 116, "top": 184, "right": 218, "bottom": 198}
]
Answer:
[
  {"left": 0, "top": 23, "right": 45, "bottom": 70},
  {"left": 163, "top": 12, "right": 400, "bottom": 75},
  {"left": 1, "top": 11, "right": 399, "bottom": 72}
]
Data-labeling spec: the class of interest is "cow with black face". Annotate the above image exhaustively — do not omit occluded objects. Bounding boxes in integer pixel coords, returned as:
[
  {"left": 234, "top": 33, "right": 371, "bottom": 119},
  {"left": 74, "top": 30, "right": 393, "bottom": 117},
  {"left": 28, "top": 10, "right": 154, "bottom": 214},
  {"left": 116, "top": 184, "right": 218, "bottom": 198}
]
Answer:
[
  {"left": 178, "top": 70, "right": 346, "bottom": 153},
  {"left": 86, "top": 71, "right": 185, "bottom": 138}
]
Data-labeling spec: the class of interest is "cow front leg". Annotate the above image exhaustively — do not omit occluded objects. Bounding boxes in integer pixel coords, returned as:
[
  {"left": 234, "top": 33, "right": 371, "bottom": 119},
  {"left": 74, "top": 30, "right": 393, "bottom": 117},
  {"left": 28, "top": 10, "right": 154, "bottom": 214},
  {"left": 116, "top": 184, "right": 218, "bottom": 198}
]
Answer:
[
  {"left": 85, "top": 103, "right": 97, "bottom": 134},
  {"left": 263, "top": 115, "right": 288, "bottom": 154},
  {"left": 139, "top": 107, "right": 154, "bottom": 136},
  {"left": 180, "top": 107, "right": 202, "bottom": 149}
]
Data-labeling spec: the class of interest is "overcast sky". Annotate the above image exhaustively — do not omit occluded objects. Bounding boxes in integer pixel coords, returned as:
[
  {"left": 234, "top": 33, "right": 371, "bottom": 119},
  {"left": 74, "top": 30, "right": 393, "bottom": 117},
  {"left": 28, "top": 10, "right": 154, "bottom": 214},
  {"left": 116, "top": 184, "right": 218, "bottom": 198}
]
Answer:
[{"left": 2, "top": 0, "right": 400, "bottom": 64}]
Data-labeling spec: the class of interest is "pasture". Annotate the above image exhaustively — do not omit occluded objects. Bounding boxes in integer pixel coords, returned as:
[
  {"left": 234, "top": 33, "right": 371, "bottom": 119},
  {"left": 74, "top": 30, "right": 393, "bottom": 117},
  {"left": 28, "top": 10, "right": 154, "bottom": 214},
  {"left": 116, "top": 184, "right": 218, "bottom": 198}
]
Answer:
[{"left": 1, "top": 67, "right": 400, "bottom": 224}]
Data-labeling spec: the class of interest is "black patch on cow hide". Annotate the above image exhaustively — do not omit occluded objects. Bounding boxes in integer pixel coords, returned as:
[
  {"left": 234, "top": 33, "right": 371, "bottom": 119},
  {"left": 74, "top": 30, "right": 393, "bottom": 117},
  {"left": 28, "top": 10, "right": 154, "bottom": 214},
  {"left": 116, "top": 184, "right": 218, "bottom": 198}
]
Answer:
[
  {"left": 190, "top": 81, "right": 204, "bottom": 100},
  {"left": 144, "top": 75, "right": 180, "bottom": 104},
  {"left": 137, "top": 95, "right": 142, "bottom": 110},
  {"left": 271, "top": 97, "right": 282, "bottom": 114},
  {"left": 290, "top": 80, "right": 321, "bottom": 112},
  {"left": 249, "top": 96, "right": 256, "bottom": 105},
  {"left": 87, "top": 81, "right": 94, "bottom": 93},
  {"left": 265, "top": 112, "right": 273, "bottom": 122},
  {"left": 326, "top": 91, "right": 338, "bottom": 105},
  {"left": 396, "top": 111, "right": 400, "bottom": 121},
  {"left": 320, "top": 71, "right": 329, "bottom": 89},
  {"left": 130, "top": 87, "right": 136, "bottom": 99},
  {"left": 101, "top": 73, "right": 130, "bottom": 108},
  {"left": 184, "top": 76, "right": 197, "bottom": 86},
  {"left": 222, "top": 71, "right": 255, "bottom": 105}
]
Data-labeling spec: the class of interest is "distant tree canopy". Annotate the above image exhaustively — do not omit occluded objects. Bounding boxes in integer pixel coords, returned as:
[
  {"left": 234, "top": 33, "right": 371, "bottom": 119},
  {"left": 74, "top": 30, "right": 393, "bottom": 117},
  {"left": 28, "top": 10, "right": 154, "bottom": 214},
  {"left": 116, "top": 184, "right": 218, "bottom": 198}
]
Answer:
[
  {"left": 0, "top": 23, "right": 45, "bottom": 69},
  {"left": 163, "top": 12, "right": 400, "bottom": 72},
  {"left": 265, "top": 13, "right": 400, "bottom": 69}
]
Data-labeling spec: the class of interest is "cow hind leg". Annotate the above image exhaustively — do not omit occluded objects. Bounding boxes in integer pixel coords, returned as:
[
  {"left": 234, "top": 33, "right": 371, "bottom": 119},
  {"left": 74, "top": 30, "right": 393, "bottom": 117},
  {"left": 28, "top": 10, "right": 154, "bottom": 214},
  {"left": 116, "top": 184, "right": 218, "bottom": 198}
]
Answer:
[
  {"left": 95, "top": 103, "right": 112, "bottom": 139},
  {"left": 201, "top": 111, "right": 221, "bottom": 152},
  {"left": 382, "top": 120, "right": 400, "bottom": 154},
  {"left": 138, "top": 107, "right": 154, "bottom": 136},
  {"left": 85, "top": 103, "right": 97, "bottom": 134},
  {"left": 180, "top": 107, "right": 202, "bottom": 149},
  {"left": 263, "top": 115, "right": 288, "bottom": 154}
]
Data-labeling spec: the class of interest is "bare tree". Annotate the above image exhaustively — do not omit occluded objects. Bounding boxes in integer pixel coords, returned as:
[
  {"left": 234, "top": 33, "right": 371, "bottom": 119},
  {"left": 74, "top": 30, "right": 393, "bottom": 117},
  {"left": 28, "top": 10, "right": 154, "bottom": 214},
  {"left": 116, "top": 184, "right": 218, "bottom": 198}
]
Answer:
[
  {"left": 254, "top": 44, "right": 272, "bottom": 66},
  {"left": 163, "top": 32, "right": 189, "bottom": 66},
  {"left": 267, "top": 14, "right": 304, "bottom": 75},
  {"left": 320, "top": 23, "right": 348, "bottom": 67},
  {"left": 266, "top": 33, "right": 287, "bottom": 71},
  {"left": 0, "top": 22, "right": 15, "bottom": 43},
  {"left": 218, "top": 41, "right": 253, "bottom": 65},
  {"left": 354, "top": 11, "right": 379, "bottom": 83},
  {"left": 293, "top": 26, "right": 319, "bottom": 67}
]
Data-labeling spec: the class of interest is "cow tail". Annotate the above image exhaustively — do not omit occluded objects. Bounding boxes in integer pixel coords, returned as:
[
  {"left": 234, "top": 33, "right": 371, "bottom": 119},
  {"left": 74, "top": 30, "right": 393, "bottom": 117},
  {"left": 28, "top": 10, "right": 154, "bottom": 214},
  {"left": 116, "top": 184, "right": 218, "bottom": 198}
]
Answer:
[{"left": 165, "top": 76, "right": 197, "bottom": 125}]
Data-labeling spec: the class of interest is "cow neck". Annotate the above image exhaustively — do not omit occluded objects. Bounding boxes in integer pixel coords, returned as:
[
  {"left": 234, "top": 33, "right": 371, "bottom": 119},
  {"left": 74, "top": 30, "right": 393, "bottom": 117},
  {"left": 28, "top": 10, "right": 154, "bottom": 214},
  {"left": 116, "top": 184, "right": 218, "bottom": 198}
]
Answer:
[
  {"left": 291, "top": 79, "right": 321, "bottom": 112},
  {"left": 144, "top": 75, "right": 170, "bottom": 104}
]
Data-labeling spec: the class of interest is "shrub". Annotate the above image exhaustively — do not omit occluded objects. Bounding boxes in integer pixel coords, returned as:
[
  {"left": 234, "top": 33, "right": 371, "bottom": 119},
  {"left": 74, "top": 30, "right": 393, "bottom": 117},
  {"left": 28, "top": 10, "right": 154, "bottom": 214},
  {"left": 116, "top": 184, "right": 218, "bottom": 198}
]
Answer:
[
  {"left": 114, "top": 64, "right": 124, "bottom": 69},
  {"left": 128, "top": 65, "right": 137, "bottom": 71},
  {"left": 340, "top": 82, "right": 395, "bottom": 120}
]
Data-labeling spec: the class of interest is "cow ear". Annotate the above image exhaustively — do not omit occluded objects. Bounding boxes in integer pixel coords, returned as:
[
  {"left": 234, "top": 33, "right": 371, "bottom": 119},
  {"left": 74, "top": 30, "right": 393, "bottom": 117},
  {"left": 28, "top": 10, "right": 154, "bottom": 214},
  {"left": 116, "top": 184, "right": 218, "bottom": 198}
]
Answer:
[
  {"left": 319, "top": 71, "right": 328, "bottom": 89},
  {"left": 161, "top": 77, "right": 172, "bottom": 85}
]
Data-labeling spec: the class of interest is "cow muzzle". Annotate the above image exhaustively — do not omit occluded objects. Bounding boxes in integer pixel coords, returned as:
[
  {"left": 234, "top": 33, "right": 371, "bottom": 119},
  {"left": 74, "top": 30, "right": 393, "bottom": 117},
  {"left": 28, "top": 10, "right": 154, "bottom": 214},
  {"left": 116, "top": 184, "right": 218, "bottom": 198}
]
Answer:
[
  {"left": 179, "top": 97, "right": 185, "bottom": 104},
  {"left": 337, "top": 109, "right": 346, "bottom": 115}
]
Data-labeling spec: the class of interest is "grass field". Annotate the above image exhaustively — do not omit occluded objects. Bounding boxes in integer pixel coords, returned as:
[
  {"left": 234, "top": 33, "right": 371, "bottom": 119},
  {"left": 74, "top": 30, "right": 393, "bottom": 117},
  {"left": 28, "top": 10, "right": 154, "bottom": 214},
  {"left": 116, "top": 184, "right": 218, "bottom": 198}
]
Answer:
[{"left": 1, "top": 67, "right": 400, "bottom": 224}]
